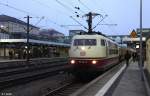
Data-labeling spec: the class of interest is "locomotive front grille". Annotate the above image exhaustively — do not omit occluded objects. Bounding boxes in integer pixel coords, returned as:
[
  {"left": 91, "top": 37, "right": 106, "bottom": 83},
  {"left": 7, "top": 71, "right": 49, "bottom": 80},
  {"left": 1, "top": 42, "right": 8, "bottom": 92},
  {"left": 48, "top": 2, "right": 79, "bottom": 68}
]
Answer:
[{"left": 77, "top": 60, "right": 88, "bottom": 64}]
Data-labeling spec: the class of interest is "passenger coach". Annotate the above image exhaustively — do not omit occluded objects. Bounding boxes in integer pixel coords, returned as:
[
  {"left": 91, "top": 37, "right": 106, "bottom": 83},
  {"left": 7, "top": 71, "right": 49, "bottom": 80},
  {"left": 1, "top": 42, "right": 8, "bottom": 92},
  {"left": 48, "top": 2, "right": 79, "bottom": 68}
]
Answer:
[{"left": 146, "top": 38, "right": 150, "bottom": 82}]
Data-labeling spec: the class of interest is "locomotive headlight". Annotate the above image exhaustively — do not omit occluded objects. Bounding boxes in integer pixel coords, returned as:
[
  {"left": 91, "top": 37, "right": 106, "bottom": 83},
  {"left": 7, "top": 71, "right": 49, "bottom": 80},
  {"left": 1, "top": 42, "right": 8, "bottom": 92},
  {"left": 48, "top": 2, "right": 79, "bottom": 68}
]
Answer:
[
  {"left": 92, "top": 60, "right": 97, "bottom": 64},
  {"left": 71, "top": 60, "right": 75, "bottom": 64},
  {"left": 81, "top": 47, "right": 85, "bottom": 50}
]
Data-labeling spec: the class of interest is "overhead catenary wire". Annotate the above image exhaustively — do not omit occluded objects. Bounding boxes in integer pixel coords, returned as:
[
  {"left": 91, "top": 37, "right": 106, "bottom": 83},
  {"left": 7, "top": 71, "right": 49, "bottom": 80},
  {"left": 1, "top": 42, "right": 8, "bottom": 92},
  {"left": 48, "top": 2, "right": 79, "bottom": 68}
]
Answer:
[
  {"left": 33, "top": 0, "right": 83, "bottom": 20},
  {"left": 103, "top": 21, "right": 120, "bottom": 35},
  {"left": 31, "top": 0, "right": 75, "bottom": 29},
  {"left": 0, "top": 2, "right": 43, "bottom": 29},
  {"left": 78, "top": 0, "right": 91, "bottom": 11},
  {"left": 1, "top": 0, "right": 107, "bottom": 32},
  {"left": 70, "top": 16, "right": 88, "bottom": 30},
  {"left": 0, "top": 1, "right": 70, "bottom": 30},
  {"left": 54, "top": 0, "right": 88, "bottom": 29},
  {"left": 46, "top": 17, "right": 69, "bottom": 29},
  {"left": 31, "top": 0, "right": 84, "bottom": 30},
  {"left": 34, "top": 16, "right": 45, "bottom": 26},
  {"left": 32, "top": 0, "right": 80, "bottom": 24},
  {"left": 0, "top": 2, "right": 31, "bottom": 15},
  {"left": 90, "top": 0, "right": 118, "bottom": 34},
  {"left": 0, "top": 2, "right": 44, "bottom": 20},
  {"left": 89, "top": 0, "right": 105, "bottom": 13},
  {"left": 62, "top": 0, "right": 85, "bottom": 14},
  {"left": 98, "top": 24, "right": 117, "bottom": 26},
  {"left": 74, "top": 6, "right": 85, "bottom": 14},
  {"left": 81, "top": 0, "right": 117, "bottom": 35},
  {"left": 55, "top": 0, "right": 75, "bottom": 13},
  {"left": 76, "top": 0, "right": 118, "bottom": 34},
  {"left": 92, "top": 15, "right": 108, "bottom": 30},
  {"left": 31, "top": 0, "right": 71, "bottom": 16},
  {"left": 32, "top": 0, "right": 90, "bottom": 31},
  {"left": 60, "top": 25, "right": 81, "bottom": 27}
]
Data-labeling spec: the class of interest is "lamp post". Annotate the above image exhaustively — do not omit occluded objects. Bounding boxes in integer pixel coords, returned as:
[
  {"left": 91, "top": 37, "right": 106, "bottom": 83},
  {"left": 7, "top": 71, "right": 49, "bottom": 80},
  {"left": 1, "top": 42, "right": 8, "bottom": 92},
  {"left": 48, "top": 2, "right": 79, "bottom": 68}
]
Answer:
[
  {"left": 139, "top": 0, "right": 143, "bottom": 80},
  {"left": 24, "top": 16, "right": 32, "bottom": 64}
]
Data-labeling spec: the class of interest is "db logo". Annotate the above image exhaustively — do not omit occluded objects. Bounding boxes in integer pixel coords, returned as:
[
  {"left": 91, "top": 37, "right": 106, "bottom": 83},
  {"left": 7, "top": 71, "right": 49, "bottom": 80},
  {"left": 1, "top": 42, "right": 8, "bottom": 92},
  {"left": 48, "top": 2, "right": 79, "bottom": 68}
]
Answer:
[{"left": 80, "top": 51, "right": 86, "bottom": 56}]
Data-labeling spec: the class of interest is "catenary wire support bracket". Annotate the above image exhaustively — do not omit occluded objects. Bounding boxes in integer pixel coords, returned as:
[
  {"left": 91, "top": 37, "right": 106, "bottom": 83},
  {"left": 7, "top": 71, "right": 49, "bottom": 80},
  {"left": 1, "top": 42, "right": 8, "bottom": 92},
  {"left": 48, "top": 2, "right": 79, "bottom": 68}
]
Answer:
[{"left": 24, "top": 15, "right": 32, "bottom": 64}]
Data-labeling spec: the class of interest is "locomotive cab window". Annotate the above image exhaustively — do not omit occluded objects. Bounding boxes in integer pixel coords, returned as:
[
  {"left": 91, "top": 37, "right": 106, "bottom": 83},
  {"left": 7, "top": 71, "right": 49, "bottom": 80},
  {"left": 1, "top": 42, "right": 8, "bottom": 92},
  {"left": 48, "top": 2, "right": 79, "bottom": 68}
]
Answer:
[
  {"left": 101, "top": 39, "right": 106, "bottom": 46},
  {"left": 74, "top": 39, "right": 96, "bottom": 46}
]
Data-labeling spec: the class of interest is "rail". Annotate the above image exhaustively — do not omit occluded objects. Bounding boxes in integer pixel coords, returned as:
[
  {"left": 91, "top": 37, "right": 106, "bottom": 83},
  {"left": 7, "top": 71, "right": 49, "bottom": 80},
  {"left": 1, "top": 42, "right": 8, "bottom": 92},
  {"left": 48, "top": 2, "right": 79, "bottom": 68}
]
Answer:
[
  {"left": 71, "top": 62, "right": 126, "bottom": 96},
  {"left": 0, "top": 58, "right": 69, "bottom": 90},
  {"left": 0, "top": 57, "right": 68, "bottom": 69}
]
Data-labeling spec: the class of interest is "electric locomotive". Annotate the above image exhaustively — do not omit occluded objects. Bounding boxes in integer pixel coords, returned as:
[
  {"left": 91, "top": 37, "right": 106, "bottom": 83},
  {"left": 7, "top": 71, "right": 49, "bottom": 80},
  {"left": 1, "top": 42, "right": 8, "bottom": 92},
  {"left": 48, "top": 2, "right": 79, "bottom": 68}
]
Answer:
[{"left": 69, "top": 32, "right": 119, "bottom": 78}]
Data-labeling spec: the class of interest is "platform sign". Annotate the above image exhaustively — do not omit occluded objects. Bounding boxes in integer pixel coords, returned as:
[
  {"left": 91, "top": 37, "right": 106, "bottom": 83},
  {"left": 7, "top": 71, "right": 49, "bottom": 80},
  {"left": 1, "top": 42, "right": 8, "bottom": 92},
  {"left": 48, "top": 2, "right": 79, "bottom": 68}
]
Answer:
[{"left": 130, "top": 29, "right": 137, "bottom": 38}]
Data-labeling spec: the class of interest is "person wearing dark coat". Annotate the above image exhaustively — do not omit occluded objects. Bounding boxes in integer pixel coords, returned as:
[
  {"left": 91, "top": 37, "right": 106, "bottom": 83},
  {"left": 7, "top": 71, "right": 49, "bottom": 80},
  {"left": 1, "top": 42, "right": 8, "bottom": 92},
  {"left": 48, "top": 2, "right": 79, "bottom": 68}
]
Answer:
[
  {"left": 125, "top": 51, "right": 131, "bottom": 67},
  {"left": 132, "top": 52, "right": 137, "bottom": 62},
  {"left": 8, "top": 50, "right": 13, "bottom": 59}
]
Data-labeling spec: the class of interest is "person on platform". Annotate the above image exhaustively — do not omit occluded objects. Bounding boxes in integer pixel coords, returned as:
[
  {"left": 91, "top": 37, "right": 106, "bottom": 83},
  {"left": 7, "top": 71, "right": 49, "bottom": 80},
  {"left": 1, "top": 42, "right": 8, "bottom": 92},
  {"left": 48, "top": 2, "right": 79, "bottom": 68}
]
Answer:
[
  {"left": 132, "top": 52, "right": 137, "bottom": 62},
  {"left": 125, "top": 51, "right": 131, "bottom": 67},
  {"left": 8, "top": 50, "right": 13, "bottom": 59}
]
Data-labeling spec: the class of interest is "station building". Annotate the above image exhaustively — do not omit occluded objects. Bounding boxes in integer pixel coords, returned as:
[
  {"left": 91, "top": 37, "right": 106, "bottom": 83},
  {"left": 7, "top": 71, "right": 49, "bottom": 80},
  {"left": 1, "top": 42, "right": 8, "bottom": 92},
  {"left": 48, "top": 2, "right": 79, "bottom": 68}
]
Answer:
[
  {"left": 108, "top": 28, "right": 150, "bottom": 61},
  {"left": 0, "top": 15, "right": 70, "bottom": 59},
  {"left": 107, "top": 28, "right": 150, "bottom": 48}
]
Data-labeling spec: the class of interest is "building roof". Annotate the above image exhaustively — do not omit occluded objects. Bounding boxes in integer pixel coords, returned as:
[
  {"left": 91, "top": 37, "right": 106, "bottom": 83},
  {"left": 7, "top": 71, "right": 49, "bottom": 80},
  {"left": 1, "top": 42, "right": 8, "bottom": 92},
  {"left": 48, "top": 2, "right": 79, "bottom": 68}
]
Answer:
[
  {"left": 0, "top": 15, "right": 39, "bottom": 28},
  {"left": 0, "top": 39, "right": 70, "bottom": 47},
  {"left": 39, "top": 29, "right": 64, "bottom": 36}
]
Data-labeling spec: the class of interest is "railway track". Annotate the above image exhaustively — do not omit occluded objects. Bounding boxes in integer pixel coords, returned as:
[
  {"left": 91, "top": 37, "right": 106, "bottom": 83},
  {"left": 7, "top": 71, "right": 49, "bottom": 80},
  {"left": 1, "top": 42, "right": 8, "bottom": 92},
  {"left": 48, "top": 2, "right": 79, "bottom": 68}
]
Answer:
[
  {"left": 0, "top": 58, "right": 125, "bottom": 96},
  {"left": 0, "top": 61, "right": 67, "bottom": 77},
  {"left": 44, "top": 62, "right": 125, "bottom": 96},
  {"left": 0, "top": 57, "right": 68, "bottom": 70},
  {"left": 0, "top": 58, "right": 70, "bottom": 90},
  {"left": 44, "top": 81, "right": 87, "bottom": 96}
]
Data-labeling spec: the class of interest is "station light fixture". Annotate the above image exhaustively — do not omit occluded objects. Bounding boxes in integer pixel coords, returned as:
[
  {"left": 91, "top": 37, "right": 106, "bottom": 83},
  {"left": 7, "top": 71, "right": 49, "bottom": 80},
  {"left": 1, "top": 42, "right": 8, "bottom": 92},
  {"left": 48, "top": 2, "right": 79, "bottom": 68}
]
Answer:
[
  {"left": 0, "top": 25, "right": 4, "bottom": 28},
  {"left": 136, "top": 45, "right": 140, "bottom": 48},
  {"left": 25, "top": 46, "right": 28, "bottom": 49}
]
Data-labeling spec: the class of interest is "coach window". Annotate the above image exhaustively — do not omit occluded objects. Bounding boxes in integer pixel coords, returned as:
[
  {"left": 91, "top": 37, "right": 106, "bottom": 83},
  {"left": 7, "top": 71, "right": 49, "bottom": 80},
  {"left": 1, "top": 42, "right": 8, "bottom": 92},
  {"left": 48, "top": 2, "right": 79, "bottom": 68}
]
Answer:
[
  {"left": 101, "top": 39, "right": 106, "bottom": 46},
  {"left": 108, "top": 41, "right": 111, "bottom": 47}
]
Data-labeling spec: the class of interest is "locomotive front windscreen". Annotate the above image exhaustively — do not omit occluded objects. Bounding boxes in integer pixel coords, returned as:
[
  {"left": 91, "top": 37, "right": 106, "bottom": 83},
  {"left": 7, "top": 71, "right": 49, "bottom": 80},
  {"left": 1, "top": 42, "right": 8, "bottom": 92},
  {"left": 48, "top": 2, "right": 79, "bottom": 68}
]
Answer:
[{"left": 73, "top": 39, "right": 96, "bottom": 46}]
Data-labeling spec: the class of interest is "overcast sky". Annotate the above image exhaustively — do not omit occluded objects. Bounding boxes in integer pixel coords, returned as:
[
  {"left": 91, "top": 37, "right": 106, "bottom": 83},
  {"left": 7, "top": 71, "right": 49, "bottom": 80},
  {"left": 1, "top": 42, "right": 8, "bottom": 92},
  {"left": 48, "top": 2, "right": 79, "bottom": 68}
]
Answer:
[{"left": 0, "top": 0, "right": 149, "bottom": 36}]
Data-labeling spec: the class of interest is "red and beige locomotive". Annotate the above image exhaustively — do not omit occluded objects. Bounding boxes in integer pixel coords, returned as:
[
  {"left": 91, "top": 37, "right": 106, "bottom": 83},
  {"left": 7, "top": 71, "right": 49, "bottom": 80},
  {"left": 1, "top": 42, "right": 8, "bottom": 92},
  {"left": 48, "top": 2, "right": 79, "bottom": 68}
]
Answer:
[{"left": 69, "top": 33, "right": 119, "bottom": 78}]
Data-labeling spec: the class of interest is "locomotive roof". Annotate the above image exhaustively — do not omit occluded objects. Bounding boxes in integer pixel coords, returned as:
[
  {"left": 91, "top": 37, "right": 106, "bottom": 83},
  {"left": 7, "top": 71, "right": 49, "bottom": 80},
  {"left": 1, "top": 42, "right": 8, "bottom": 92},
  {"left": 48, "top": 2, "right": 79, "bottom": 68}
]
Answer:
[
  {"left": 73, "top": 34, "right": 118, "bottom": 45},
  {"left": 77, "top": 31, "right": 106, "bottom": 36}
]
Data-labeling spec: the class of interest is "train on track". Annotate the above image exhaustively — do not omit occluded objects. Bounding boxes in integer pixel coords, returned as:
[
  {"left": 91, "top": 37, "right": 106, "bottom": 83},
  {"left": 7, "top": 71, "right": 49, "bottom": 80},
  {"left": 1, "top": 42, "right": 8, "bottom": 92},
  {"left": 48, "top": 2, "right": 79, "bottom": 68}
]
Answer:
[
  {"left": 69, "top": 32, "right": 120, "bottom": 78},
  {"left": 146, "top": 38, "right": 150, "bottom": 82},
  {"left": 68, "top": 32, "right": 135, "bottom": 79}
]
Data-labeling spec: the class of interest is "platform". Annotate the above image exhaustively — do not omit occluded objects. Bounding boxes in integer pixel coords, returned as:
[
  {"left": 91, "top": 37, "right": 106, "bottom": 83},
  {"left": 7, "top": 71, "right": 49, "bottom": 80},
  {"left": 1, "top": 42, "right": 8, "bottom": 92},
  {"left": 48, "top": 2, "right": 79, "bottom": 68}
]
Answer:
[{"left": 112, "top": 61, "right": 147, "bottom": 96}]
